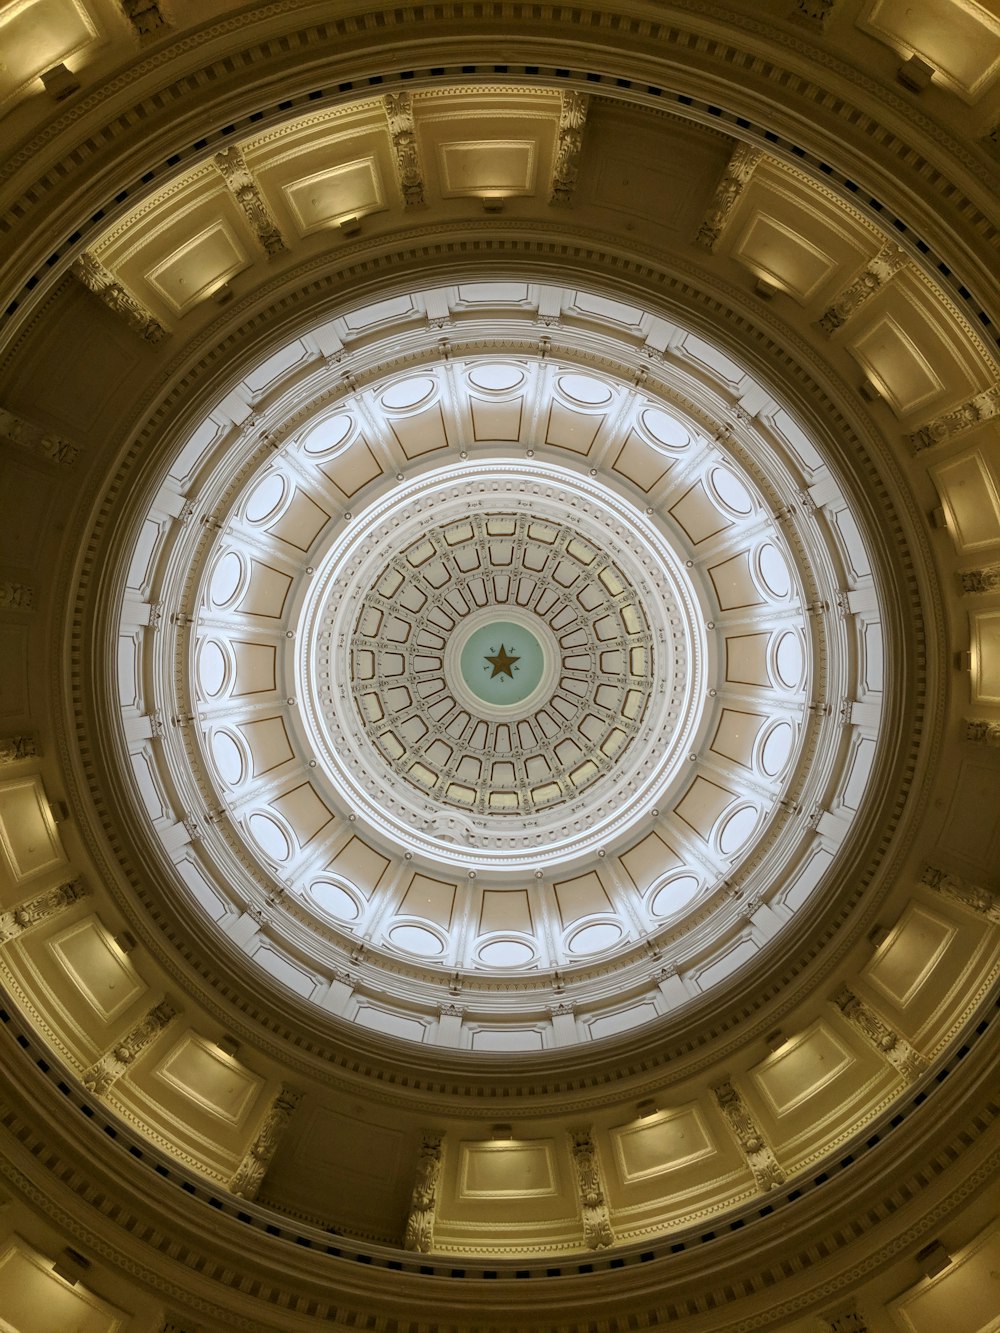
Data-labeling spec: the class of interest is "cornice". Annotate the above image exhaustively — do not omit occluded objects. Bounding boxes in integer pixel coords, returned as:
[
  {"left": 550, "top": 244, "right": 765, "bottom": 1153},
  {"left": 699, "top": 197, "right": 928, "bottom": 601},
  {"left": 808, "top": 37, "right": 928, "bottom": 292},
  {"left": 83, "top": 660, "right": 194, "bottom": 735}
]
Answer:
[{"left": 0, "top": 980, "right": 997, "bottom": 1330}]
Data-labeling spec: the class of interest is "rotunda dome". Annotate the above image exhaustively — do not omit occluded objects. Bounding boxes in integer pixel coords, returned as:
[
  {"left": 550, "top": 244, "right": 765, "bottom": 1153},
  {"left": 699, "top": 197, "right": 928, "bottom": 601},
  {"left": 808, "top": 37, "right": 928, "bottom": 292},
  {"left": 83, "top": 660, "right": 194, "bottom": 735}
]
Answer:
[{"left": 108, "top": 285, "right": 883, "bottom": 1049}]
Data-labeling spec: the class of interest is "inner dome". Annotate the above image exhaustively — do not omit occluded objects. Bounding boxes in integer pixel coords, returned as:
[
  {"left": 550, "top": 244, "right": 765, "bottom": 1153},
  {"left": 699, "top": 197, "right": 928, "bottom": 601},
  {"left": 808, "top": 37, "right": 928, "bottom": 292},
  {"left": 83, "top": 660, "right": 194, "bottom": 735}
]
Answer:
[{"left": 108, "top": 281, "right": 887, "bottom": 1049}]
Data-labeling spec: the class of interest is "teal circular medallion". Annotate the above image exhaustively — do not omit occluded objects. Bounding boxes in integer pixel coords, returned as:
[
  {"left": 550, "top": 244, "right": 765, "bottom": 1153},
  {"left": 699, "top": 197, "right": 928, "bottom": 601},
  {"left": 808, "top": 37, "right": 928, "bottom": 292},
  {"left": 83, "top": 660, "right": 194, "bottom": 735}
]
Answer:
[{"left": 459, "top": 620, "right": 546, "bottom": 709}]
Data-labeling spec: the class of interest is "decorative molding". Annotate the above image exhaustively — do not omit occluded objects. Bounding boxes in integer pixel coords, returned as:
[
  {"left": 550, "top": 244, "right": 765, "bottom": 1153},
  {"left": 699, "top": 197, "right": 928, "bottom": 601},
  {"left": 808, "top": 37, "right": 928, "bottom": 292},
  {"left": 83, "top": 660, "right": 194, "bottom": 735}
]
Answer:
[
  {"left": 831, "top": 985, "right": 926, "bottom": 1080},
  {"left": 550, "top": 92, "right": 588, "bottom": 206},
  {"left": 0, "top": 735, "right": 39, "bottom": 765},
  {"left": 922, "top": 865, "right": 1000, "bottom": 924},
  {"left": 403, "top": 1131, "right": 443, "bottom": 1252},
  {"left": 0, "top": 880, "right": 87, "bottom": 944},
  {"left": 820, "top": 1300, "right": 869, "bottom": 1333},
  {"left": 71, "top": 253, "right": 168, "bottom": 343},
  {"left": 0, "top": 407, "right": 79, "bottom": 465},
  {"left": 229, "top": 1084, "right": 302, "bottom": 1200},
  {"left": 569, "top": 1128, "right": 614, "bottom": 1249},
  {"left": 909, "top": 385, "right": 1000, "bottom": 452},
  {"left": 383, "top": 93, "right": 425, "bottom": 208},
  {"left": 213, "top": 147, "right": 288, "bottom": 257},
  {"left": 789, "top": 0, "right": 838, "bottom": 31},
  {"left": 965, "top": 719, "right": 1000, "bottom": 747},
  {"left": 0, "top": 582, "right": 35, "bottom": 610},
  {"left": 713, "top": 1079, "right": 785, "bottom": 1190},
  {"left": 81, "top": 999, "right": 177, "bottom": 1095},
  {"left": 120, "top": 0, "right": 170, "bottom": 39},
  {"left": 818, "top": 242, "right": 906, "bottom": 334},
  {"left": 695, "top": 142, "right": 761, "bottom": 251},
  {"left": 960, "top": 563, "right": 1000, "bottom": 594}
]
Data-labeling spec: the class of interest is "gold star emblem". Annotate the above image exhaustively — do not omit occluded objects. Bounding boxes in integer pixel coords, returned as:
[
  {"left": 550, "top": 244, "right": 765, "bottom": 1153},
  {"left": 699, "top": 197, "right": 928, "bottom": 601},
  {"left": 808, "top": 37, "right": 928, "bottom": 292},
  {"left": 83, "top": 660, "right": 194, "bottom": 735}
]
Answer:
[{"left": 484, "top": 643, "right": 520, "bottom": 680}]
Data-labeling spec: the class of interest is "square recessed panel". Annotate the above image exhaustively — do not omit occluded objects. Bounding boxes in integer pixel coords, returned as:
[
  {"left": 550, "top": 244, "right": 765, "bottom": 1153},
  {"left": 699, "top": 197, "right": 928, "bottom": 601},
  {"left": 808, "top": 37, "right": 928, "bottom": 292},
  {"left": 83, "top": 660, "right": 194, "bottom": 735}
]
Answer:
[
  {"left": 753, "top": 1022, "right": 854, "bottom": 1116},
  {"left": 283, "top": 159, "right": 384, "bottom": 235},
  {"left": 48, "top": 917, "right": 147, "bottom": 1022},
  {"left": 849, "top": 314, "right": 944, "bottom": 416},
  {"left": 155, "top": 1031, "right": 262, "bottom": 1125},
  {"left": 459, "top": 1141, "right": 557, "bottom": 1198},
  {"left": 733, "top": 211, "right": 836, "bottom": 301},
  {"left": 613, "top": 1106, "right": 716, "bottom": 1183},
  {"left": 0, "top": 0, "right": 97, "bottom": 108},
  {"left": 145, "top": 221, "right": 250, "bottom": 315},
  {"left": 438, "top": 141, "right": 536, "bottom": 197}
]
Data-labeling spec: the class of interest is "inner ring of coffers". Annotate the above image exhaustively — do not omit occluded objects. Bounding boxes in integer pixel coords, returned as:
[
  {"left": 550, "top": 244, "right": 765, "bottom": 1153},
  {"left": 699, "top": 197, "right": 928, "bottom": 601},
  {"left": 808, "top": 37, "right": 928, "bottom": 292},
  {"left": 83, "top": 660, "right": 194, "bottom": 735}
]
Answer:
[{"left": 300, "top": 462, "right": 697, "bottom": 866}]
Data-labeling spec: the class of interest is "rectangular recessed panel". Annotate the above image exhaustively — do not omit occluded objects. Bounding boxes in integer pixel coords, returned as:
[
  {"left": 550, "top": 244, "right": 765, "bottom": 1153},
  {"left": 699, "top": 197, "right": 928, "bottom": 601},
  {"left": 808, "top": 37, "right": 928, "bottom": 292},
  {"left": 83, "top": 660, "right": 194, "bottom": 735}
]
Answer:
[
  {"left": 251, "top": 943, "right": 316, "bottom": 997},
  {"left": 860, "top": 0, "right": 1000, "bottom": 100},
  {"left": 439, "top": 141, "right": 536, "bottom": 196},
  {"left": 270, "top": 783, "right": 334, "bottom": 846},
  {"left": 692, "top": 935, "right": 757, "bottom": 990},
  {"left": 710, "top": 710, "right": 766, "bottom": 769},
  {"left": 470, "top": 1026, "right": 545, "bottom": 1051},
  {"left": 725, "top": 632, "right": 772, "bottom": 687},
  {"left": 708, "top": 550, "right": 765, "bottom": 611},
  {"left": 932, "top": 451, "right": 1000, "bottom": 550},
  {"left": 479, "top": 888, "right": 533, "bottom": 934},
  {"left": 266, "top": 488, "right": 331, "bottom": 552},
  {"left": 471, "top": 396, "right": 523, "bottom": 442},
  {"left": 236, "top": 561, "right": 292, "bottom": 618},
  {"left": 231, "top": 640, "right": 277, "bottom": 695},
  {"left": 839, "top": 735, "right": 876, "bottom": 811},
  {"left": 326, "top": 836, "right": 390, "bottom": 898},
  {"left": 587, "top": 1001, "right": 661, "bottom": 1040},
  {"left": 670, "top": 481, "right": 733, "bottom": 545},
  {"left": 865, "top": 904, "right": 956, "bottom": 1009},
  {"left": 48, "top": 918, "right": 146, "bottom": 1022},
  {"left": 0, "top": 461, "right": 54, "bottom": 565},
  {"left": 937, "top": 759, "right": 1000, "bottom": 873},
  {"left": 849, "top": 314, "right": 944, "bottom": 417},
  {"left": 753, "top": 1023, "right": 854, "bottom": 1116},
  {"left": 0, "top": 777, "right": 65, "bottom": 884},
  {"left": 353, "top": 1003, "right": 428, "bottom": 1041},
  {"left": 860, "top": 619, "right": 884, "bottom": 693},
  {"left": 613, "top": 1106, "right": 716, "bottom": 1183},
  {"left": 156, "top": 1032, "right": 263, "bottom": 1125},
  {"left": 146, "top": 221, "right": 249, "bottom": 315},
  {"left": 777, "top": 846, "right": 833, "bottom": 913},
  {"left": 459, "top": 1142, "right": 556, "bottom": 1197},
  {"left": 733, "top": 211, "right": 835, "bottom": 301},
  {"left": 0, "top": 0, "right": 97, "bottom": 107},
  {"left": 0, "top": 625, "right": 30, "bottom": 719},
  {"left": 0, "top": 1236, "right": 126, "bottom": 1333},
  {"left": 283, "top": 159, "right": 383, "bottom": 234},
  {"left": 973, "top": 610, "right": 1000, "bottom": 702}
]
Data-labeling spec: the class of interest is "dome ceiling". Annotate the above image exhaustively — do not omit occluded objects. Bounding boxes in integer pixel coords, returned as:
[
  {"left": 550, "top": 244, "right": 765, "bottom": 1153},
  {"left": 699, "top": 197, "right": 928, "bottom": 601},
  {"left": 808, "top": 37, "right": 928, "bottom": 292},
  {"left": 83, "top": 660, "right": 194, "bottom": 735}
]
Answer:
[
  {"left": 107, "top": 281, "right": 886, "bottom": 1049},
  {"left": 0, "top": 7, "right": 998, "bottom": 1329}
]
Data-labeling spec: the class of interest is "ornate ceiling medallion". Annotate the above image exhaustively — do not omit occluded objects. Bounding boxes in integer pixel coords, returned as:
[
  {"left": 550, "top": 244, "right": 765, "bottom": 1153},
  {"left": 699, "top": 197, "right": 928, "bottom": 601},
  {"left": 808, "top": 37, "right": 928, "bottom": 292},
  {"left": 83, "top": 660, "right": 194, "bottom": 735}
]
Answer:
[{"left": 301, "top": 465, "right": 689, "bottom": 866}]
